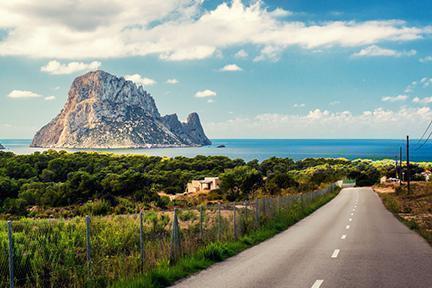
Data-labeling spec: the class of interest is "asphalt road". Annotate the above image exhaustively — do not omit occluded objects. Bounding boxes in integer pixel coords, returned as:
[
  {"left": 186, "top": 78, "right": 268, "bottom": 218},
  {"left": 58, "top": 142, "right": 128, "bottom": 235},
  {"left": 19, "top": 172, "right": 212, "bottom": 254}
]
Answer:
[{"left": 172, "top": 187, "right": 432, "bottom": 288}]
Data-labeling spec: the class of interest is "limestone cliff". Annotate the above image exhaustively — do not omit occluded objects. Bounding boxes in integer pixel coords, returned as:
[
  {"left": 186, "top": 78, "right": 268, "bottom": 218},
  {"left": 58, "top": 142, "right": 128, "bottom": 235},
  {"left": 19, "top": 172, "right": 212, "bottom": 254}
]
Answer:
[{"left": 31, "top": 70, "right": 211, "bottom": 148}]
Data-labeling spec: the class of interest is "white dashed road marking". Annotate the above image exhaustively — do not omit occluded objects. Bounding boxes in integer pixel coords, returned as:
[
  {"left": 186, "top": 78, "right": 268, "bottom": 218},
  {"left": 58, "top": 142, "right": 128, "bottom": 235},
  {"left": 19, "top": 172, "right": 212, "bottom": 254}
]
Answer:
[
  {"left": 311, "top": 280, "right": 324, "bottom": 288},
  {"left": 346, "top": 225, "right": 350, "bottom": 229},
  {"left": 331, "top": 249, "right": 340, "bottom": 258},
  {"left": 341, "top": 234, "right": 347, "bottom": 239}
]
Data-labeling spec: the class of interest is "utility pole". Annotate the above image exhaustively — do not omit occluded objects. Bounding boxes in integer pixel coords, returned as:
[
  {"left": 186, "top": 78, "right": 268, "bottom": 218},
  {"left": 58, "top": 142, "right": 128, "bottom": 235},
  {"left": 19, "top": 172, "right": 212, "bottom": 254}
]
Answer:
[
  {"left": 406, "top": 135, "right": 411, "bottom": 193},
  {"left": 395, "top": 156, "right": 398, "bottom": 179},
  {"left": 399, "top": 146, "right": 402, "bottom": 185}
]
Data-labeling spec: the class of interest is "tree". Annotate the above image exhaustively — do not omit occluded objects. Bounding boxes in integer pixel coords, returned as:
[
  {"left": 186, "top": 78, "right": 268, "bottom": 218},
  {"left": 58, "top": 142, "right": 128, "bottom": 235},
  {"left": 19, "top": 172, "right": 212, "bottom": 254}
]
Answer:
[
  {"left": 0, "top": 176, "right": 19, "bottom": 203},
  {"left": 349, "top": 161, "right": 380, "bottom": 186},
  {"left": 265, "top": 172, "right": 298, "bottom": 195},
  {"left": 66, "top": 171, "right": 99, "bottom": 201},
  {"left": 219, "top": 166, "right": 262, "bottom": 201},
  {"left": 259, "top": 157, "right": 295, "bottom": 176}
]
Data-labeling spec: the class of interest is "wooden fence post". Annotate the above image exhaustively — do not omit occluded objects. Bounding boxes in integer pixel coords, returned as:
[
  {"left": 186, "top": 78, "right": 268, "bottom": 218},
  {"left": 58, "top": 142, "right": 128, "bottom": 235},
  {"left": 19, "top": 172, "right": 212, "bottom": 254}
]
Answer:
[
  {"left": 85, "top": 216, "right": 92, "bottom": 264},
  {"left": 233, "top": 203, "right": 238, "bottom": 240},
  {"left": 199, "top": 205, "right": 204, "bottom": 240},
  {"left": 7, "top": 221, "right": 14, "bottom": 288},
  {"left": 170, "top": 208, "right": 181, "bottom": 264},
  {"left": 277, "top": 196, "right": 281, "bottom": 215},
  {"left": 255, "top": 198, "right": 259, "bottom": 227},
  {"left": 217, "top": 203, "right": 221, "bottom": 241},
  {"left": 244, "top": 200, "right": 248, "bottom": 234},
  {"left": 139, "top": 210, "right": 145, "bottom": 271}
]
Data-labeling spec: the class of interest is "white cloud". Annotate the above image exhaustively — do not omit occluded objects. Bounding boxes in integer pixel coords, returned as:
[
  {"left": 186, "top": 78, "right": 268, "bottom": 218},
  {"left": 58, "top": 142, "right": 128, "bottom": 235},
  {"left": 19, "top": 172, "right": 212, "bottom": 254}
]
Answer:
[
  {"left": 40, "top": 60, "right": 101, "bottom": 75},
  {"left": 404, "top": 80, "right": 417, "bottom": 93},
  {"left": 254, "top": 46, "right": 283, "bottom": 62},
  {"left": 353, "top": 45, "right": 416, "bottom": 57},
  {"left": 125, "top": 74, "right": 156, "bottom": 86},
  {"left": 44, "top": 96, "right": 56, "bottom": 101},
  {"left": 7, "top": 90, "right": 41, "bottom": 98},
  {"left": 205, "top": 107, "right": 432, "bottom": 138},
  {"left": 159, "top": 46, "right": 217, "bottom": 61},
  {"left": 0, "top": 1, "right": 429, "bottom": 60},
  {"left": 220, "top": 64, "right": 243, "bottom": 72},
  {"left": 293, "top": 103, "right": 305, "bottom": 108},
  {"left": 420, "top": 77, "right": 432, "bottom": 87},
  {"left": 419, "top": 56, "right": 432, "bottom": 63},
  {"left": 329, "top": 101, "right": 340, "bottom": 106},
  {"left": 234, "top": 49, "right": 248, "bottom": 59},
  {"left": 195, "top": 89, "right": 216, "bottom": 98},
  {"left": 207, "top": 99, "right": 215, "bottom": 103},
  {"left": 269, "top": 7, "right": 292, "bottom": 18},
  {"left": 166, "top": 78, "right": 179, "bottom": 84},
  {"left": 402, "top": 77, "right": 432, "bottom": 94},
  {"left": 381, "top": 95, "right": 408, "bottom": 102},
  {"left": 413, "top": 97, "right": 432, "bottom": 104},
  {"left": 307, "top": 109, "right": 333, "bottom": 120}
]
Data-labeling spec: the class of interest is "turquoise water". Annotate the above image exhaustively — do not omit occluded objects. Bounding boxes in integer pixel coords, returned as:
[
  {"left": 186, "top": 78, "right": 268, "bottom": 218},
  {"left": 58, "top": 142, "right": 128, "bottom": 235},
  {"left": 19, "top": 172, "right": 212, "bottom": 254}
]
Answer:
[{"left": 0, "top": 139, "right": 429, "bottom": 162}]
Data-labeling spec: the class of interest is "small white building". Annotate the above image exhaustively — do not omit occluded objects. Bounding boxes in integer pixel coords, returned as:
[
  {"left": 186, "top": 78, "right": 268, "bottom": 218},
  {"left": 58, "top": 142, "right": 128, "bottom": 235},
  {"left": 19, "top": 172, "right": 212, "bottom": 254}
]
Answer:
[
  {"left": 186, "top": 177, "right": 220, "bottom": 193},
  {"left": 421, "top": 171, "right": 431, "bottom": 181}
]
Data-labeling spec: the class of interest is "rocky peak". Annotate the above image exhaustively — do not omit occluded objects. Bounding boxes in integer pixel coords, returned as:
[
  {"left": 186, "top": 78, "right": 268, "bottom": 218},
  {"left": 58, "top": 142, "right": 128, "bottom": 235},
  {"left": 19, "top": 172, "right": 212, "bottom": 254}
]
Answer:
[
  {"left": 68, "top": 70, "right": 160, "bottom": 118},
  {"left": 31, "top": 70, "right": 211, "bottom": 148},
  {"left": 183, "top": 113, "right": 211, "bottom": 146}
]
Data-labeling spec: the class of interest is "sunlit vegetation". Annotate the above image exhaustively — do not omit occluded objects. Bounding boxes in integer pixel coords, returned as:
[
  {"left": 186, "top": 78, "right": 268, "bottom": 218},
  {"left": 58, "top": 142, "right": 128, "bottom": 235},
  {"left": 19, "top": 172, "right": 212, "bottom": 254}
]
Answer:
[
  {"left": 0, "top": 150, "right": 428, "bottom": 218},
  {"left": 0, "top": 183, "right": 339, "bottom": 288}
]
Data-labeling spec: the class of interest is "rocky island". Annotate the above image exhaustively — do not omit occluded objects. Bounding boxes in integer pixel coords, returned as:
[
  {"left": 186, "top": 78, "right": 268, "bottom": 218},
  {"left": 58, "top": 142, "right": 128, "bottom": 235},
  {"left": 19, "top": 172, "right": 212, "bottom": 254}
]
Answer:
[
  {"left": 31, "top": 70, "right": 211, "bottom": 148},
  {"left": 0, "top": 143, "right": 4, "bottom": 149}
]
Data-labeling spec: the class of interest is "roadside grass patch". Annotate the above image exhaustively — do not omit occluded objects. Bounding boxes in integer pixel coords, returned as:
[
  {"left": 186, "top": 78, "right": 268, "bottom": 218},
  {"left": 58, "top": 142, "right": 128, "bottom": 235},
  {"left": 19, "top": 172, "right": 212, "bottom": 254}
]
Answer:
[{"left": 377, "top": 183, "right": 432, "bottom": 246}]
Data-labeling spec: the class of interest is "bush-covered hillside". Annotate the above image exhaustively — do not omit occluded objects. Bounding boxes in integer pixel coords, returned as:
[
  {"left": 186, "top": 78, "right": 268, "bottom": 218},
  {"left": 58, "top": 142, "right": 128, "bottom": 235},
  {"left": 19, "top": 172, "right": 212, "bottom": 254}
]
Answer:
[{"left": 0, "top": 150, "right": 424, "bottom": 217}]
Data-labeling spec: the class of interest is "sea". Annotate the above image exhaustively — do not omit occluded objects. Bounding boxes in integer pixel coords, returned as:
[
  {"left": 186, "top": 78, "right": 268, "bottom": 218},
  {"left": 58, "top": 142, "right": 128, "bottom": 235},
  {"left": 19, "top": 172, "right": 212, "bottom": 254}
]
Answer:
[{"left": 1, "top": 139, "right": 430, "bottom": 162}]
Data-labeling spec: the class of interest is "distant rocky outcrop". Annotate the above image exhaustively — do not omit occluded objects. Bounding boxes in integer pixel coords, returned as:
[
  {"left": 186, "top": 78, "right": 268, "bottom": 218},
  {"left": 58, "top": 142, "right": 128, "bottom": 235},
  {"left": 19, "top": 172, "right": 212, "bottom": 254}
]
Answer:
[
  {"left": 0, "top": 143, "right": 4, "bottom": 149},
  {"left": 31, "top": 70, "right": 211, "bottom": 148}
]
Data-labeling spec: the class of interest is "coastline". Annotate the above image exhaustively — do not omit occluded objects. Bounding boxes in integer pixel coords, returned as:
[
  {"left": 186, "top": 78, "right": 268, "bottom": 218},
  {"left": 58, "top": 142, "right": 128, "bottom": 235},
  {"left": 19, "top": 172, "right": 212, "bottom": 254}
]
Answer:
[
  {"left": 29, "top": 143, "right": 206, "bottom": 149},
  {"left": 2, "top": 138, "right": 432, "bottom": 162}
]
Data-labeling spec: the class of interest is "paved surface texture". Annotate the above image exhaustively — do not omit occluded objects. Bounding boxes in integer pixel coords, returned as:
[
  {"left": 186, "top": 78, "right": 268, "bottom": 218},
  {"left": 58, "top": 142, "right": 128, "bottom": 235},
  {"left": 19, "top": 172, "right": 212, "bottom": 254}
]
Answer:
[{"left": 172, "top": 187, "right": 432, "bottom": 288}]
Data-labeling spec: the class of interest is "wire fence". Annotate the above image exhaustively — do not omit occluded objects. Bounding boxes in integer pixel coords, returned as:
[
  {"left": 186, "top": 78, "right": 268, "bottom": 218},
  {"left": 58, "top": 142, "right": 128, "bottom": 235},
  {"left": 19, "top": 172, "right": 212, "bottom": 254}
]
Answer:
[{"left": 0, "top": 181, "right": 341, "bottom": 288}]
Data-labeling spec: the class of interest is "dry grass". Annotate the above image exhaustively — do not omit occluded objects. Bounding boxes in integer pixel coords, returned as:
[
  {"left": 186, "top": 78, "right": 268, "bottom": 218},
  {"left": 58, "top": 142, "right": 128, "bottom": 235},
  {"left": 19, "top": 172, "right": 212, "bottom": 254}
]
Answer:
[{"left": 375, "top": 182, "right": 432, "bottom": 245}]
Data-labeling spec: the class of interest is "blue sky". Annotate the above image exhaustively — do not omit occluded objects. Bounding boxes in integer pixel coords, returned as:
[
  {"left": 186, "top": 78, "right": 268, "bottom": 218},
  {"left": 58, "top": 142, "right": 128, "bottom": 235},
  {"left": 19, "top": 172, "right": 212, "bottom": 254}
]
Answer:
[{"left": 1, "top": 0, "right": 432, "bottom": 139}]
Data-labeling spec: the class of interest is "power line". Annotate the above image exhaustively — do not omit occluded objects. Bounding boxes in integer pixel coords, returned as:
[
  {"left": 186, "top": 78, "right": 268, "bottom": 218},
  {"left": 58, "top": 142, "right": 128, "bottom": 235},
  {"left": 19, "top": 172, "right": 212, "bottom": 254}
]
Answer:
[
  {"left": 415, "top": 127, "right": 432, "bottom": 151},
  {"left": 416, "top": 119, "right": 432, "bottom": 145}
]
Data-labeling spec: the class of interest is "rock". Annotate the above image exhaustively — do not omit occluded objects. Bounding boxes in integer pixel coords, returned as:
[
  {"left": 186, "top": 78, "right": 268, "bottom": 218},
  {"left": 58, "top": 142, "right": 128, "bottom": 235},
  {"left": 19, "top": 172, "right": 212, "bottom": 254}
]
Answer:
[
  {"left": 162, "top": 113, "right": 211, "bottom": 146},
  {"left": 182, "top": 113, "right": 212, "bottom": 146},
  {"left": 31, "top": 70, "right": 211, "bottom": 148},
  {"left": 0, "top": 143, "right": 4, "bottom": 149}
]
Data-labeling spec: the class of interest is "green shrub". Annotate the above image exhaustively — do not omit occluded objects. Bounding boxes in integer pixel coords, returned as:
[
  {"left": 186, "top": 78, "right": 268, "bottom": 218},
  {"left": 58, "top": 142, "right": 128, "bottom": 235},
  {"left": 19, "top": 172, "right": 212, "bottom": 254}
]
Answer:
[
  {"left": 79, "top": 199, "right": 112, "bottom": 216},
  {"left": 178, "top": 209, "right": 197, "bottom": 222}
]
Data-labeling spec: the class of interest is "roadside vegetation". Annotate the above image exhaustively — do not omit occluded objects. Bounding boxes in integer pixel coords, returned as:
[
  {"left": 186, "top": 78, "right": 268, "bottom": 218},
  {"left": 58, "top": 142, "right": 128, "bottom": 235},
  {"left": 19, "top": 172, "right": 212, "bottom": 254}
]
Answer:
[
  {"left": 0, "top": 183, "right": 339, "bottom": 288},
  {"left": 376, "top": 182, "right": 432, "bottom": 245},
  {"left": 112, "top": 187, "right": 340, "bottom": 288},
  {"left": 0, "top": 150, "right": 420, "bottom": 218},
  {"left": 2, "top": 149, "right": 430, "bottom": 287}
]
